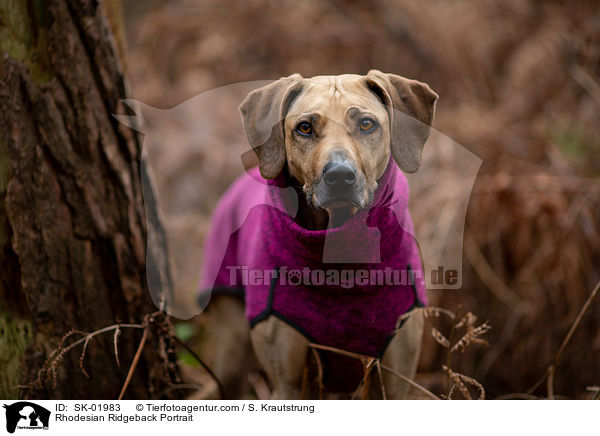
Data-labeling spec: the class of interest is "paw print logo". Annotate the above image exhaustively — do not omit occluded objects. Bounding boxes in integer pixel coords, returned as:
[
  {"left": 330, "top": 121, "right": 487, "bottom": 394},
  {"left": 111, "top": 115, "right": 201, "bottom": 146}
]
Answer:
[{"left": 287, "top": 270, "right": 302, "bottom": 286}]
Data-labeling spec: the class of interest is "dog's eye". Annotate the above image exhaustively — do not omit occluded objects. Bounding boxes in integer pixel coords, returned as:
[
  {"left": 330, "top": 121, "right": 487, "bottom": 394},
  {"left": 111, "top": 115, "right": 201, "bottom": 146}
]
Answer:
[
  {"left": 296, "top": 121, "right": 313, "bottom": 136},
  {"left": 359, "top": 118, "right": 376, "bottom": 132}
]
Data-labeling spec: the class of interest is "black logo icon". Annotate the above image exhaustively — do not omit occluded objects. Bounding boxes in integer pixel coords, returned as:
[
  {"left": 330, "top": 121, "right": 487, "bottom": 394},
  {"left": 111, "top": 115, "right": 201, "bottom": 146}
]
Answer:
[{"left": 2, "top": 402, "right": 50, "bottom": 434}]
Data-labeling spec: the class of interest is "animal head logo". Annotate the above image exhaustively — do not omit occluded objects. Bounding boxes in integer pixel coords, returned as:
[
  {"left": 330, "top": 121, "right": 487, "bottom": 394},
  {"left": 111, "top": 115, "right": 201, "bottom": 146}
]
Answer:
[{"left": 3, "top": 402, "right": 50, "bottom": 434}]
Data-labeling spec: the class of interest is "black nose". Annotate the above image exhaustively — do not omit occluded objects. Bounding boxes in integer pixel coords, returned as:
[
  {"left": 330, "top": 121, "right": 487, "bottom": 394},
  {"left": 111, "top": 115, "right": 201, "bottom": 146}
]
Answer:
[{"left": 323, "top": 162, "right": 356, "bottom": 187}]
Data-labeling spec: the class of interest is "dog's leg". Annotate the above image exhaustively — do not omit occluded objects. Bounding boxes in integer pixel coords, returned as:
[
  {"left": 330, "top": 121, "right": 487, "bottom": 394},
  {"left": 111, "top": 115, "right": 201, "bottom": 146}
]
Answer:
[
  {"left": 251, "top": 316, "right": 309, "bottom": 399},
  {"left": 380, "top": 310, "right": 425, "bottom": 399},
  {"left": 205, "top": 294, "right": 255, "bottom": 399}
]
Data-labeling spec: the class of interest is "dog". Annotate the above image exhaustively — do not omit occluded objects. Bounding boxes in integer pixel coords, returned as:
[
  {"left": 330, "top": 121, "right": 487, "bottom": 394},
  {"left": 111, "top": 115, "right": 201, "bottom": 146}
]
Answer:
[{"left": 198, "top": 70, "right": 437, "bottom": 399}]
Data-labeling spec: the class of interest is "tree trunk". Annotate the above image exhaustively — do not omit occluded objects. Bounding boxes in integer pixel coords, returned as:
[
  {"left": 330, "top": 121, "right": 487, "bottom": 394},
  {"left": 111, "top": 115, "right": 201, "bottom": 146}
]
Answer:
[{"left": 0, "top": 0, "right": 179, "bottom": 399}]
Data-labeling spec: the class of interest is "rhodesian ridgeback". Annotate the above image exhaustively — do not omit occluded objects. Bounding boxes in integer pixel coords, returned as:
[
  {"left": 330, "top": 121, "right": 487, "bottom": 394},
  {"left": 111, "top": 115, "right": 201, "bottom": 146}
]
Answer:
[{"left": 199, "top": 70, "right": 437, "bottom": 399}]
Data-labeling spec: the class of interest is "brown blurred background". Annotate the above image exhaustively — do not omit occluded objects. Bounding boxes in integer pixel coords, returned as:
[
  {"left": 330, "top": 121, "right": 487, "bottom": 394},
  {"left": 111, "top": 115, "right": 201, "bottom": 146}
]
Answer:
[{"left": 121, "top": 0, "right": 600, "bottom": 398}]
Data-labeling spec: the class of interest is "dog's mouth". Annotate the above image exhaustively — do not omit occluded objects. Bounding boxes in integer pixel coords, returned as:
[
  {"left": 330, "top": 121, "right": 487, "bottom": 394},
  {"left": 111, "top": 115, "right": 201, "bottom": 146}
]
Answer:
[
  {"left": 312, "top": 185, "right": 374, "bottom": 227},
  {"left": 320, "top": 196, "right": 361, "bottom": 210},
  {"left": 304, "top": 172, "right": 375, "bottom": 228},
  {"left": 324, "top": 204, "right": 358, "bottom": 228}
]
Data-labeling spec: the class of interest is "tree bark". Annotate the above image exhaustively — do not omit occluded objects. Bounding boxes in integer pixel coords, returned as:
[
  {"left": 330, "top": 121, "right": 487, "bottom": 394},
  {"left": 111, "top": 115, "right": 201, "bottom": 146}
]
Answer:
[{"left": 0, "top": 0, "right": 178, "bottom": 399}]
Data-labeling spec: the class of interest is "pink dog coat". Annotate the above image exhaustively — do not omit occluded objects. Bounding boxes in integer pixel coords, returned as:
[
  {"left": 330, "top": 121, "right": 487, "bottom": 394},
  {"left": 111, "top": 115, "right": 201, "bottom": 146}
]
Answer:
[{"left": 199, "top": 160, "right": 426, "bottom": 392}]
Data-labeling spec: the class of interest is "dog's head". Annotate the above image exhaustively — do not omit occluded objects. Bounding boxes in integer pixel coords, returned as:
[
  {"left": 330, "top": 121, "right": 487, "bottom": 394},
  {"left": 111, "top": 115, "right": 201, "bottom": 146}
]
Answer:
[{"left": 239, "top": 70, "right": 437, "bottom": 217}]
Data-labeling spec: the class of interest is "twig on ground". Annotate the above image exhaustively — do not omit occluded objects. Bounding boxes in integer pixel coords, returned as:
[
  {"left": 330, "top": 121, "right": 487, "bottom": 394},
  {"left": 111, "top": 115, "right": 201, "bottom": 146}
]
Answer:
[
  {"left": 380, "top": 364, "right": 441, "bottom": 400},
  {"left": 113, "top": 327, "right": 121, "bottom": 367},
  {"left": 79, "top": 335, "right": 93, "bottom": 378},
  {"left": 36, "top": 323, "right": 145, "bottom": 389},
  {"left": 307, "top": 342, "right": 441, "bottom": 400},
  {"left": 350, "top": 358, "right": 376, "bottom": 400},
  {"left": 118, "top": 325, "right": 149, "bottom": 400},
  {"left": 148, "top": 313, "right": 225, "bottom": 400},
  {"left": 464, "top": 230, "right": 531, "bottom": 314},
  {"left": 527, "top": 280, "right": 600, "bottom": 398},
  {"left": 27, "top": 310, "right": 225, "bottom": 401},
  {"left": 444, "top": 307, "right": 459, "bottom": 396},
  {"left": 376, "top": 360, "right": 387, "bottom": 401},
  {"left": 443, "top": 365, "right": 485, "bottom": 400}
]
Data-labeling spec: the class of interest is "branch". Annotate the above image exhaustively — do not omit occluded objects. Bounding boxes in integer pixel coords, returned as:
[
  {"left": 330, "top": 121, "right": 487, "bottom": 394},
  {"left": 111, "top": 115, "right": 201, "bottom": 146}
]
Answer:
[
  {"left": 148, "top": 313, "right": 225, "bottom": 400},
  {"left": 527, "top": 280, "right": 600, "bottom": 397},
  {"left": 118, "top": 326, "right": 149, "bottom": 400},
  {"left": 308, "top": 342, "right": 441, "bottom": 400}
]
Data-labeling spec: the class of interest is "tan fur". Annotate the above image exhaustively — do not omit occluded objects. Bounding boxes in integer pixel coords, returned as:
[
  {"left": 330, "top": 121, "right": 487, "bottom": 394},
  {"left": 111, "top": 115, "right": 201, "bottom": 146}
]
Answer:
[{"left": 204, "top": 71, "right": 436, "bottom": 399}]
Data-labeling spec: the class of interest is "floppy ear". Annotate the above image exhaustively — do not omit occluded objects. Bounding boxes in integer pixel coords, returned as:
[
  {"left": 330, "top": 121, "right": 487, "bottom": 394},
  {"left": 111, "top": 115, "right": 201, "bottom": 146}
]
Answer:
[
  {"left": 365, "top": 70, "right": 438, "bottom": 173},
  {"left": 239, "top": 74, "right": 304, "bottom": 179}
]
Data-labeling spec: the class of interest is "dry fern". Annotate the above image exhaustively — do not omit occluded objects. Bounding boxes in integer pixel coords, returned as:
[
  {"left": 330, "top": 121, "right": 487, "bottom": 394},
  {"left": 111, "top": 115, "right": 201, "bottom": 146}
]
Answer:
[
  {"left": 451, "top": 321, "right": 492, "bottom": 353},
  {"left": 454, "top": 312, "right": 477, "bottom": 329},
  {"left": 425, "top": 306, "right": 491, "bottom": 399},
  {"left": 443, "top": 365, "right": 486, "bottom": 400},
  {"left": 431, "top": 328, "right": 450, "bottom": 348},
  {"left": 422, "top": 306, "right": 456, "bottom": 320},
  {"left": 395, "top": 306, "right": 456, "bottom": 330}
]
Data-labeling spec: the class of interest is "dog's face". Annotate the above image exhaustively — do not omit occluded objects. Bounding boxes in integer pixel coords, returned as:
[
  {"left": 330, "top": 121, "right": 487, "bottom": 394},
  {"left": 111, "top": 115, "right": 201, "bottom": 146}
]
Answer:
[
  {"left": 283, "top": 75, "right": 391, "bottom": 212},
  {"left": 240, "top": 70, "right": 437, "bottom": 218}
]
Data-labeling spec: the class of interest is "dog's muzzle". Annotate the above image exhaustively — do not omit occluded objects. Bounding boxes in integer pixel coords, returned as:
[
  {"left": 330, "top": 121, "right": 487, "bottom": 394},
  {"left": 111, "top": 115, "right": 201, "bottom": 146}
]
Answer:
[{"left": 310, "top": 153, "right": 369, "bottom": 210}]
